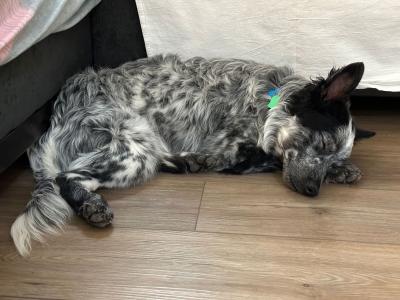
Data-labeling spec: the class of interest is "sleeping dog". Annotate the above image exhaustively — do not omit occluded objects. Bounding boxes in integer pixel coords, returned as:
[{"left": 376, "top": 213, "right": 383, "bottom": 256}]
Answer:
[{"left": 11, "top": 55, "right": 375, "bottom": 256}]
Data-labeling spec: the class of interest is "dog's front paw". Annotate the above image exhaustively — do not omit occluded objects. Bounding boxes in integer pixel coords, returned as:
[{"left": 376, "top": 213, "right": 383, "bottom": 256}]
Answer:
[
  {"left": 325, "top": 162, "right": 362, "bottom": 184},
  {"left": 78, "top": 194, "right": 114, "bottom": 228}
]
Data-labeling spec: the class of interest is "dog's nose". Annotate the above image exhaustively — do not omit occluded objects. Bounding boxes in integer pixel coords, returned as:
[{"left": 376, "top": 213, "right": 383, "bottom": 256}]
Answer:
[{"left": 303, "top": 183, "right": 319, "bottom": 197}]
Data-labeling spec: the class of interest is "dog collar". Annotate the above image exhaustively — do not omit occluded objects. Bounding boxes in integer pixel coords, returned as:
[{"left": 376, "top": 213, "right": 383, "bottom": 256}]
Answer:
[{"left": 267, "top": 88, "right": 280, "bottom": 109}]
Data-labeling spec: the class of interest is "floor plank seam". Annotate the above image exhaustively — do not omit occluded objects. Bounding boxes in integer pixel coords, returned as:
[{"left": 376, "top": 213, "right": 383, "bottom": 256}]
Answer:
[
  {"left": 194, "top": 229, "right": 400, "bottom": 247},
  {"left": 202, "top": 178, "right": 400, "bottom": 193},
  {"left": 0, "top": 295, "right": 65, "bottom": 300},
  {"left": 194, "top": 182, "right": 206, "bottom": 231},
  {"left": 198, "top": 205, "right": 400, "bottom": 215},
  {"left": 79, "top": 226, "right": 400, "bottom": 248}
]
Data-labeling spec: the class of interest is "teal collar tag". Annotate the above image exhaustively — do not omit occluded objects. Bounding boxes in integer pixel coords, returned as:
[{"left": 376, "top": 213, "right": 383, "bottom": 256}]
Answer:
[{"left": 267, "top": 88, "right": 280, "bottom": 109}]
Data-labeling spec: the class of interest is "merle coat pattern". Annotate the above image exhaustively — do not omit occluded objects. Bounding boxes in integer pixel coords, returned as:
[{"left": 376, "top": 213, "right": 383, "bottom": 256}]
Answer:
[{"left": 11, "top": 54, "right": 374, "bottom": 256}]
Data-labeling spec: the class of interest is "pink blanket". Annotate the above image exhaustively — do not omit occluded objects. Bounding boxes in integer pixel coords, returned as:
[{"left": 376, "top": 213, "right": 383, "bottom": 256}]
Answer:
[{"left": 0, "top": 0, "right": 100, "bottom": 65}]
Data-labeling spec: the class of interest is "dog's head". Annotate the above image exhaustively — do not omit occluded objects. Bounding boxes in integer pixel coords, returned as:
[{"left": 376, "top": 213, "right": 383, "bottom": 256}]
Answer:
[{"left": 262, "top": 62, "right": 375, "bottom": 196}]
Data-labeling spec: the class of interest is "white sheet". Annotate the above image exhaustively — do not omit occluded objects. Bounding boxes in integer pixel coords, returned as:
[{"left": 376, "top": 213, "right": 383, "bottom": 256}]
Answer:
[{"left": 136, "top": 0, "right": 400, "bottom": 92}]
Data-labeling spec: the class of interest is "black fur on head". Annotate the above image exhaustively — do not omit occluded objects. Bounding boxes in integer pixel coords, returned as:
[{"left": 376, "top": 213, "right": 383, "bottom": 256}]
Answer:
[{"left": 286, "top": 62, "right": 365, "bottom": 132}]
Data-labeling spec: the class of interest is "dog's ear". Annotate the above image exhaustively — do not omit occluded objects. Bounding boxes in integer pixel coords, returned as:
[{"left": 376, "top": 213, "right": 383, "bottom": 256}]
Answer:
[
  {"left": 355, "top": 127, "right": 376, "bottom": 141},
  {"left": 322, "top": 62, "right": 364, "bottom": 101}
]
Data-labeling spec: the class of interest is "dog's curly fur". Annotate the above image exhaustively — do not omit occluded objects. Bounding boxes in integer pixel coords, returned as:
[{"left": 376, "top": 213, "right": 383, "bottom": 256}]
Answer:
[{"left": 10, "top": 54, "right": 373, "bottom": 256}]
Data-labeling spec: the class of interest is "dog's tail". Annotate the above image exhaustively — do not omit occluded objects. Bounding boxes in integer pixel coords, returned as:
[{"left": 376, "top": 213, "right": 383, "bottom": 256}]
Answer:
[
  {"left": 11, "top": 130, "right": 73, "bottom": 256},
  {"left": 11, "top": 176, "right": 72, "bottom": 256}
]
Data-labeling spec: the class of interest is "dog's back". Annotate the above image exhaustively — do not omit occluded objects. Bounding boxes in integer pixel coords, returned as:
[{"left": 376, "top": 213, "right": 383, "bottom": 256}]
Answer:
[{"left": 50, "top": 54, "right": 293, "bottom": 154}]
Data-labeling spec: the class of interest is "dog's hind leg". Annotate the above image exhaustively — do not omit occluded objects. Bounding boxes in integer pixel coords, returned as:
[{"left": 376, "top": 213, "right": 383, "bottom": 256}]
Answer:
[
  {"left": 55, "top": 114, "right": 167, "bottom": 227},
  {"left": 56, "top": 174, "right": 113, "bottom": 227},
  {"left": 60, "top": 133, "right": 164, "bottom": 227}
]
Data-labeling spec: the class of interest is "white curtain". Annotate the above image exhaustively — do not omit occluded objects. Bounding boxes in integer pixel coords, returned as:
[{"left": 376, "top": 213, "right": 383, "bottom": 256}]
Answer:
[{"left": 136, "top": 0, "right": 400, "bottom": 92}]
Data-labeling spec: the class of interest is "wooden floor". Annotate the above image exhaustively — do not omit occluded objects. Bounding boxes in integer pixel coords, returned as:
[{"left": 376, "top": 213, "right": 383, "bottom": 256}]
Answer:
[{"left": 0, "top": 112, "right": 399, "bottom": 299}]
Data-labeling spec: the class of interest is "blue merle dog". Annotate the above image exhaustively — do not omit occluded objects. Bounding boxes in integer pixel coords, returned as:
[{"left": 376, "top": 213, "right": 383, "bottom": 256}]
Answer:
[{"left": 11, "top": 55, "right": 375, "bottom": 256}]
